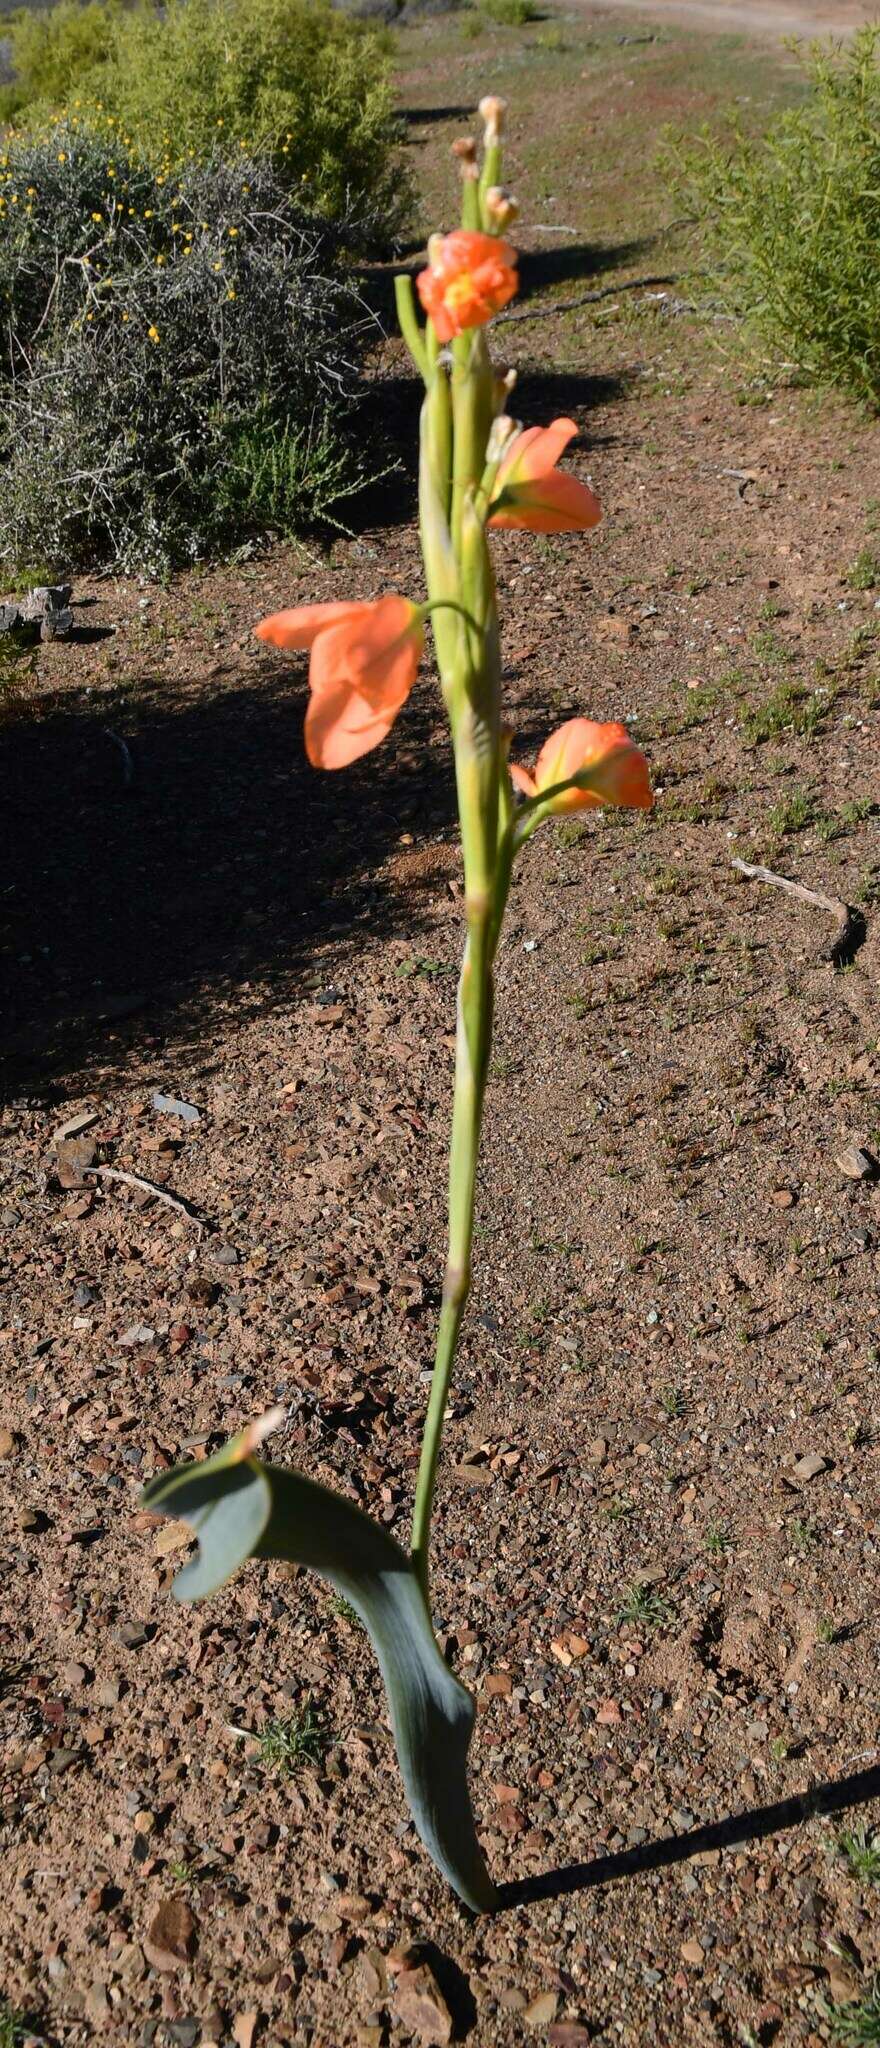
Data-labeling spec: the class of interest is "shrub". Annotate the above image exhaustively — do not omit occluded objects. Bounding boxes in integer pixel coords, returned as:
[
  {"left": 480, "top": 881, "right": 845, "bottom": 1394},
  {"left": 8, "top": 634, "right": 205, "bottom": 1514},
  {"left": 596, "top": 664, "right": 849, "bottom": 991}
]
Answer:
[
  {"left": 0, "top": 130, "right": 373, "bottom": 575},
  {"left": 0, "top": 1, "right": 117, "bottom": 123},
  {"left": 665, "top": 27, "right": 880, "bottom": 408},
  {"left": 478, "top": 0, "right": 538, "bottom": 22},
  {"left": 3, "top": 0, "right": 406, "bottom": 239}
]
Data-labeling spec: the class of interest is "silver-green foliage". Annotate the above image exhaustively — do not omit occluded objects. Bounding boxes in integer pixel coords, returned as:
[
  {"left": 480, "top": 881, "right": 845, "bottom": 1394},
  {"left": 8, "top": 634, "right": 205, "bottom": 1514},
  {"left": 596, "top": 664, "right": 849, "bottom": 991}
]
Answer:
[
  {"left": 0, "top": 135, "right": 369, "bottom": 575},
  {"left": 142, "top": 1426, "right": 497, "bottom": 1912}
]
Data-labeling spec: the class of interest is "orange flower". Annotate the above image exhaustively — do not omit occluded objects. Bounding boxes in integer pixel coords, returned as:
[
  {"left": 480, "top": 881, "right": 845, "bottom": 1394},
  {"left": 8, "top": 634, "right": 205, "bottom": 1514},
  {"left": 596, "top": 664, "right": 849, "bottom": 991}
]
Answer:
[
  {"left": 255, "top": 596, "right": 424, "bottom": 770},
  {"left": 416, "top": 229, "right": 518, "bottom": 343},
  {"left": 488, "top": 416, "right": 601, "bottom": 533},
  {"left": 510, "top": 718, "right": 652, "bottom": 815}
]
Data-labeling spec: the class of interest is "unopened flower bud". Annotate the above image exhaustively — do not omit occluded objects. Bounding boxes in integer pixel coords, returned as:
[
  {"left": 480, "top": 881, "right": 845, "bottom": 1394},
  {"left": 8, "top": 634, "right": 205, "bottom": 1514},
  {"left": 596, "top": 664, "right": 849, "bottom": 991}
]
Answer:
[
  {"left": 426, "top": 231, "right": 445, "bottom": 273},
  {"left": 486, "top": 412, "right": 519, "bottom": 464},
  {"left": 478, "top": 94, "right": 507, "bottom": 144},
  {"left": 452, "top": 136, "right": 477, "bottom": 165},
  {"left": 485, "top": 184, "right": 518, "bottom": 230},
  {"left": 492, "top": 366, "right": 517, "bottom": 412}
]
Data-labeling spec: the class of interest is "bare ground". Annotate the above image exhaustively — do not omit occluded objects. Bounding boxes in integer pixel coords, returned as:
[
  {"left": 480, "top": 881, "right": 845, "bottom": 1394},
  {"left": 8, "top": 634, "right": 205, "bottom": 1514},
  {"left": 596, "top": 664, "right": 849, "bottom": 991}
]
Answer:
[{"left": 575, "top": 0, "right": 875, "bottom": 43}]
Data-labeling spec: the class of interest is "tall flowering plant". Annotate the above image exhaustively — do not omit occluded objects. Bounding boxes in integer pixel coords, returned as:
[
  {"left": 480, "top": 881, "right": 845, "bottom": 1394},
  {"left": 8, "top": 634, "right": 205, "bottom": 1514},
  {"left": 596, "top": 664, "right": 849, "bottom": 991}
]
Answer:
[{"left": 142, "top": 100, "right": 652, "bottom": 1911}]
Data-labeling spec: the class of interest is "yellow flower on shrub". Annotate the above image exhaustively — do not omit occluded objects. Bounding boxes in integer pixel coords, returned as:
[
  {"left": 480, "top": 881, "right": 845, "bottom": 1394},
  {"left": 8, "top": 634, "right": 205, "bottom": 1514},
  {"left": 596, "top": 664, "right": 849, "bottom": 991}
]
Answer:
[{"left": 147, "top": 324, "right": 160, "bottom": 343}]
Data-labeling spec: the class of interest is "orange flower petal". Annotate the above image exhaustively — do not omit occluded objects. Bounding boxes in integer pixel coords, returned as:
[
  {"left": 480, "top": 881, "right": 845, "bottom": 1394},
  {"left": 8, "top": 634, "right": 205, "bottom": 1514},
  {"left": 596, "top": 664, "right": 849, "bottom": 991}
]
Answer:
[
  {"left": 489, "top": 469, "right": 601, "bottom": 533},
  {"left": 416, "top": 228, "right": 518, "bottom": 342},
  {"left": 489, "top": 418, "right": 600, "bottom": 533},
  {"left": 309, "top": 595, "right": 423, "bottom": 709},
  {"left": 255, "top": 601, "right": 365, "bottom": 651},
  {"left": 497, "top": 417, "right": 578, "bottom": 488},
  {"left": 304, "top": 677, "right": 407, "bottom": 771},
  {"left": 513, "top": 718, "right": 652, "bottom": 816},
  {"left": 301, "top": 595, "right": 424, "bottom": 770},
  {"left": 509, "top": 762, "right": 538, "bottom": 798}
]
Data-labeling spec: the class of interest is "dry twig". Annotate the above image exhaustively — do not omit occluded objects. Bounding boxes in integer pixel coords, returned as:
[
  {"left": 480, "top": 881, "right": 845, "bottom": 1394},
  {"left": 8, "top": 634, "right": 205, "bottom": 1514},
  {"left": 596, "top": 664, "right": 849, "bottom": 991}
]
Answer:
[
  {"left": 497, "top": 273, "right": 679, "bottom": 325},
  {"left": 731, "top": 859, "right": 866, "bottom": 968},
  {"left": 84, "top": 1165, "right": 211, "bottom": 1230}
]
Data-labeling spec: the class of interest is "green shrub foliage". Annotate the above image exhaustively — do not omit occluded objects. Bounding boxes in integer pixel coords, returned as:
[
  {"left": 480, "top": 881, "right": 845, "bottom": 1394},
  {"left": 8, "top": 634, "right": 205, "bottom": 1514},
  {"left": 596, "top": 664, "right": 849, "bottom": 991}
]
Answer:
[
  {"left": 2, "top": 0, "right": 405, "bottom": 236},
  {"left": 0, "top": 130, "right": 372, "bottom": 575},
  {"left": 0, "top": 1, "right": 117, "bottom": 122},
  {"left": 666, "top": 27, "right": 880, "bottom": 408}
]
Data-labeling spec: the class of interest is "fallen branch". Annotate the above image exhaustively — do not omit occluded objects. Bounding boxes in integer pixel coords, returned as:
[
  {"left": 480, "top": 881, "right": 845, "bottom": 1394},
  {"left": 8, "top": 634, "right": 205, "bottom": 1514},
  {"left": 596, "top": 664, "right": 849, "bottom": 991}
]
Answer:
[
  {"left": 731, "top": 859, "right": 866, "bottom": 968},
  {"left": 497, "top": 273, "right": 679, "bottom": 325},
  {"left": 84, "top": 1165, "right": 211, "bottom": 1230},
  {"left": 102, "top": 728, "right": 135, "bottom": 789}
]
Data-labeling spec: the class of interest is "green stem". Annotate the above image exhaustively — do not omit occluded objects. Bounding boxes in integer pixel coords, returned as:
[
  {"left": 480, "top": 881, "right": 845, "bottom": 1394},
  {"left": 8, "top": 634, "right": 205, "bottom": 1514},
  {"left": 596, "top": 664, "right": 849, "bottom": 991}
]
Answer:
[
  {"left": 395, "top": 274, "right": 429, "bottom": 382},
  {"left": 410, "top": 911, "right": 493, "bottom": 1597}
]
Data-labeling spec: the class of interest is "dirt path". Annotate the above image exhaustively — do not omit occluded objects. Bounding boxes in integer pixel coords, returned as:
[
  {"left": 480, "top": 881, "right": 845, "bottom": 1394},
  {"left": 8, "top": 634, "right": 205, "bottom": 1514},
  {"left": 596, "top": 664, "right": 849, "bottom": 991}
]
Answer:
[{"left": 578, "top": 0, "right": 874, "bottom": 41}]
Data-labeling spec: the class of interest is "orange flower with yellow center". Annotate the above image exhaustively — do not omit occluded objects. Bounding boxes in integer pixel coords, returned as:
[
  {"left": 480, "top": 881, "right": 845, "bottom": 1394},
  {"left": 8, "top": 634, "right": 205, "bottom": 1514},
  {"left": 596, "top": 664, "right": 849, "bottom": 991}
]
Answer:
[
  {"left": 256, "top": 596, "right": 424, "bottom": 771},
  {"left": 511, "top": 718, "right": 652, "bottom": 816},
  {"left": 489, "top": 417, "right": 601, "bottom": 533},
  {"left": 416, "top": 229, "right": 518, "bottom": 343}
]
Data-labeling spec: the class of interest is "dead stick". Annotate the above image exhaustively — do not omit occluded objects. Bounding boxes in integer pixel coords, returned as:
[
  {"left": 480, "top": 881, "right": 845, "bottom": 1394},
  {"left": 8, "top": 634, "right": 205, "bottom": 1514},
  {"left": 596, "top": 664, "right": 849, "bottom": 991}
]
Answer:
[
  {"left": 497, "top": 273, "right": 679, "bottom": 325},
  {"left": 102, "top": 728, "right": 134, "bottom": 789},
  {"left": 83, "top": 1165, "right": 211, "bottom": 1230},
  {"left": 731, "top": 859, "right": 864, "bottom": 968}
]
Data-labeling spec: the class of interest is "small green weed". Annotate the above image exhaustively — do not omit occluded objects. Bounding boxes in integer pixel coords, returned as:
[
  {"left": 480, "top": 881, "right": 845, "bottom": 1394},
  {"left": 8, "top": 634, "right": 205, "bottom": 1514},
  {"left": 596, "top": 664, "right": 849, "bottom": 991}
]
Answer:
[
  {"left": 846, "top": 548, "right": 880, "bottom": 592},
  {"left": 815, "top": 797, "right": 873, "bottom": 843},
  {"left": 393, "top": 957, "right": 455, "bottom": 979},
  {"left": 751, "top": 627, "right": 792, "bottom": 667},
  {"left": 836, "top": 1827, "right": 880, "bottom": 1885},
  {"left": 659, "top": 1385, "right": 685, "bottom": 1418},
  {"left": 254, "top": 1701, "right": 326, "bottom": 1774},
  {"left": 557, "top": 817, "right": 589, "bottom": 848},
  {"left": 601, "top": 1494, "right": 634, "bottom": 1523},
  {"left": 789, "top": 1516, "right": 819, "bottom": 1554},
  {"left": 827, "top": 1978, "right": 880, "bottom": 2045},
  {"left": 616, "top": 1583, "right": 675, "bottom": 1632},
  {"left": 534, "top": 24, "right": 567, "bottom": 50},
  {"left": 0, "top": 2003, "right": 27, "bottom": 2048},
  {"left": 705, "top": 1519, "right": 732, "bottom": 1556},
  {"left": 0, "top": 635, "right": 37, "bottom": 714},
  {"left": 768, "top": 787, "right": 814, "bottom": 838},
  {"left": 741, "top": 679, "right": 835, "bottom": 745},
  {"left": 650, "top": 864, "right": 681, "bottom": 897},
  {"left": 330, "top": 1592, "right": 357, "bottom": 1623},
  {"left": 167, "top": 1856, "right": 200, "bottom": 1886}
]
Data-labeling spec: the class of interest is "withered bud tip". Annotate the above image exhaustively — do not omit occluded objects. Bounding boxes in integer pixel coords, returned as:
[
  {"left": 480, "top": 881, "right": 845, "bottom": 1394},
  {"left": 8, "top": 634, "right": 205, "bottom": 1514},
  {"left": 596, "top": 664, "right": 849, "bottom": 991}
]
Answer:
[
  {"left": 478, "top": 94, "right": 507, "bottom": 142},
  {"left": 237, "top": 1406, "right": 286, "bottom": 1460},
  {"left": 486, "top": 184, "right": 519, "bottom": 227}
]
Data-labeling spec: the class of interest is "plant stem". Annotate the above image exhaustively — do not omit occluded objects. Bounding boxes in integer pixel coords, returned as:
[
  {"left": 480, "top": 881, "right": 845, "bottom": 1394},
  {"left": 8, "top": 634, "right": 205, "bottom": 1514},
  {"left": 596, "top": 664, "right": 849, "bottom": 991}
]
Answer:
[{"left": 410, "top": 911, "right": 493, "bottom": 1598}]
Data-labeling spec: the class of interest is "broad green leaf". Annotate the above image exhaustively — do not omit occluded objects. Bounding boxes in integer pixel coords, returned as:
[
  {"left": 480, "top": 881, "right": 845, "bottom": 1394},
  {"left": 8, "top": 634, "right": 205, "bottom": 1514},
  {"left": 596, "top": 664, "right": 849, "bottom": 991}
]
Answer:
[{"left": 141, "top": 1429, "right": 497, "bottom": 1913}]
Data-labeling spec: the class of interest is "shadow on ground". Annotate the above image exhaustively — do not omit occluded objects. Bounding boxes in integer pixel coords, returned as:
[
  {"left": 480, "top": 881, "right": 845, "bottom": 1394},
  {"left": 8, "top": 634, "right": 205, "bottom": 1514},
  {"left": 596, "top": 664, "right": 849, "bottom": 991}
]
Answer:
[
  {"left": 356, "top": 366, "right": 632, "bottom": 531},
  {"left": 498, "top": 1762, "right": 880, "bottom": 1909},
  {"left": 1, "top": 652, "right": 563, "bottom": 1101},
  {"left": 0, "top": 667, "right": 455, "bottom": 1100}
]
